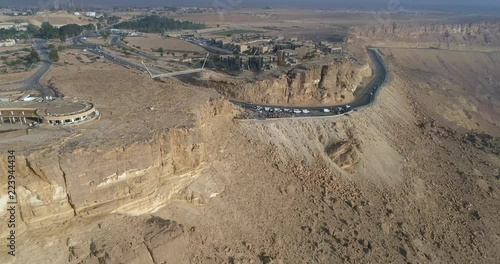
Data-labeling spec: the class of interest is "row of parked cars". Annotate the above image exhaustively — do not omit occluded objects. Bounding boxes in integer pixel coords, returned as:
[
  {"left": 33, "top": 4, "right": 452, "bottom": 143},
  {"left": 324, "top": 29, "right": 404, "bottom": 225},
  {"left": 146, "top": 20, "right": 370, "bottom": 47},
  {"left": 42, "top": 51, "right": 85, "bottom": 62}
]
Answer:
[
  {"left": 254, "top": 105, "right": 351, "bottom": 115},
  {"left": 255, "top": 106, "right": 312, "bottom": 114}
]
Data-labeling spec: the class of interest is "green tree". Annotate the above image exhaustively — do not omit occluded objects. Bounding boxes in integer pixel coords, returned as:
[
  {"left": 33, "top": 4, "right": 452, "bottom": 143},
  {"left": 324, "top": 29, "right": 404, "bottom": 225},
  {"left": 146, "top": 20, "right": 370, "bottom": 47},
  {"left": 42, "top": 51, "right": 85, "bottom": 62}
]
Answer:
[
  {"left": 106, "top": 15, "right": 121, "bottom": 25},
  {"left": 102, "top": 31, "right": 110, "bottom": 40},
  {"left": 39, "top": 22, "right": 60, "bottom": 39},
  {"left": 49, "top": 48, "right": 59, "bottom": 62},
  {"left": 27, "top": 48, "right": 40, "bottom": 64},
  {"left": 26, "top": 24, "right": 39, "bottom": 37},
  {"left": 114, "top": 15, "right": 205, "bottom": 33}
]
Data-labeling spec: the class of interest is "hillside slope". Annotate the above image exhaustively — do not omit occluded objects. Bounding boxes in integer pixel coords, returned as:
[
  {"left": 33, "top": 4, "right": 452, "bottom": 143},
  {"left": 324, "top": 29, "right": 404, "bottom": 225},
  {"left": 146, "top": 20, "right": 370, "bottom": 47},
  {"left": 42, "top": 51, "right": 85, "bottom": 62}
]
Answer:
[{"left": 2, "top": 48, "right": 499, "bottom": 263}]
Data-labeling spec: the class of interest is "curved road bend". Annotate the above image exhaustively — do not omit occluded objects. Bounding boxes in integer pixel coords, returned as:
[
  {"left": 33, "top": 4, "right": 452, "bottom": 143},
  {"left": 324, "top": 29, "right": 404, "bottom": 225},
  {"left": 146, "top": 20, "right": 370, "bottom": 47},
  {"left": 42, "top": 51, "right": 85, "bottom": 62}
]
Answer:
[
  {"left": 231, "top": 48, "right": 388, "bottom": 119},
  {"left": 0, "top": 40, "right": 55, "bottom": 97},
  {"left": 74, "top": 36, "right": 161, "bottom": 74},
  {"left": 108, "top": 35, "right": 198, "bottom": 74}
]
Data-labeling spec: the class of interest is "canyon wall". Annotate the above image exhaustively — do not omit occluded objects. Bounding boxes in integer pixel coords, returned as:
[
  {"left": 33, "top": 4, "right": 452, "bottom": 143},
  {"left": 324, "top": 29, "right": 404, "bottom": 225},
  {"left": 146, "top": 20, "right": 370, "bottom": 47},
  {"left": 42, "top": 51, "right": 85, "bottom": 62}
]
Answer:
[
  {"left": 205, "top": 59, "right": 372, "bottom": 106},
  {"left": 0, "top": 98, "right": 236, "bottom": 244},
  {"left": 350, "top": 21, "right": 500, "bottom": 51}
]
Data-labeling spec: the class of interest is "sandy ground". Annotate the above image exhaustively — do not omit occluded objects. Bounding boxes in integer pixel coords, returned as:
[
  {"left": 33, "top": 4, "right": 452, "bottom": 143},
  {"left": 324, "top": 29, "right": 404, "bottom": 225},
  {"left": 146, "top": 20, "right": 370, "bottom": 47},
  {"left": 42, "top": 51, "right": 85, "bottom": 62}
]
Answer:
[
  {"left": 171, "top": 12, "right": 274, "bottom": 25},
  {"left": 0, "top": 54, "right": 41, "bottom": 83},
  {"left": 29, "top": 13, "right": 90, "bottom": 26},
  {"left": 0, "top": 70, "right": 36, "bottom": 83},
  {"left": 0, "top": 13, "right": 88, "bottom": 26},
  {"left": 0, "top": 49, "right": 220, "bottom": 150},
  {"left": 1, "top": 10, "right": 500, "bottom": 264},
  {"left": 85, "top": 37, "right": 109, "bottom": 46},
  {"left": 4, "top": 45, "right": 500, "bottom": 263},
  {"left": 125, "top": 34, "right": 206, "bottom": 53},
  {"left": 380, "top": 48, "right": 500, "bottom": 136},
  {"left": 0, "top": 83, "right": 22, "bottom": 91},
  {"left": 0, "top": 45, "right": 30, "bottom": 52}
]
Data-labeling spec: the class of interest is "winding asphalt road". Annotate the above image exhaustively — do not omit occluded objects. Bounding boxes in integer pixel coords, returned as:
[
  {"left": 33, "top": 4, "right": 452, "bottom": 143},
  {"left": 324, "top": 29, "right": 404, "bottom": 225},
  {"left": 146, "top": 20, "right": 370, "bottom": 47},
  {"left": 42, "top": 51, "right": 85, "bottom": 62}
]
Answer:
[
  {"left": 1, "top": 36, "right": 387, "bottom": 121},
  {"left": 73, "top": 36, "right": 163, "bottom": 74},
  {"left": 91, "top": 36, "right": 388, "bottom": 119},
  {"left": 110, "top": 35, "right": 160, "bottom": 61},
  {"left": 232, "top": 48, "right": 388, "bottom": 119},
  {"left": 0, "top": 40, "right": 55, "bottom": 96}
]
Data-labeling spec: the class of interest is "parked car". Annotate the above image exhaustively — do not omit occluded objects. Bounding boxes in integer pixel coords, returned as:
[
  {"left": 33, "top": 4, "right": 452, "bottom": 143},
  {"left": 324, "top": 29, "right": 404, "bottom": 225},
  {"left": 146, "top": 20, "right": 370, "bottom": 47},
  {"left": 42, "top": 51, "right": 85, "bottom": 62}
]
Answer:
[
  {"left": 322, "top": 109, "right": 331, "bottom": 113},
  {"left": 293, "top": 109, "right": 302, "bottom": 114},
  {"left": 302, "top": 109, "right": 310, "bottom": 114}
]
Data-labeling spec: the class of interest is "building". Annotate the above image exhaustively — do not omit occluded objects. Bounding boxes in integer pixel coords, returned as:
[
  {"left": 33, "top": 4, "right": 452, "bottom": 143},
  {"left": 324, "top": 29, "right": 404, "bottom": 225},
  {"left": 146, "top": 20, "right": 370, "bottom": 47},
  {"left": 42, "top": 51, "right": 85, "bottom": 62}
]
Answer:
[
  {"left": 277, "top": 49, "right": 297, "bottom": 66},
  {"left": 261, "top": 55, "right": 277, "bottom": 70},
  {"left": 238, "top": 44, "right": 249, "bottom": 53},
  {"left": 222, "top": 43, "right": 248, "bottom": 54},
  {"left": 295, "top": 46, "right": 310, "bottom": 59},
  {"left": 110, "top": 29, "right": 128, "bottom": 35},
  {"left": 220, "top": 55, "right": 242, "bottom": 70},
  {"left": 249, "top": 44, "right": 269, "bottom": 55},
  {"left": 85, "top": 12, "right": 96, "bottom": 17},
  {"left": 323, "top": 46, "right": 343, "bottom": 54},
  {"left": 0, "top": 39, "right": 15, "bottom": 47},
  {"left": 0, "top": 99, "right": 99, "bottom": 126},
  {"left": 0, "top": 22, "right": 28, "bottom": 30},
  {"left": 247, "top": 55, "right": 276, "bottom": 71}
]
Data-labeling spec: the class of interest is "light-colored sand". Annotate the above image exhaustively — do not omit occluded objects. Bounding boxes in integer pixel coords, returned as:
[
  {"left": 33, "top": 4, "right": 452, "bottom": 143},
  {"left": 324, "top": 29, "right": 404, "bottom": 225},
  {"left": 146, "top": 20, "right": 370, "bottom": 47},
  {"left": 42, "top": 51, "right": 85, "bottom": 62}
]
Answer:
[
  {"left": 125, "top": 34, "right": 205, "bottom": 53},
  {"left": 0, "top": 68, "right": 39, "bottom": 84},
  {"left": 380, "top": 48, "right": 500, "bottom": 135}
]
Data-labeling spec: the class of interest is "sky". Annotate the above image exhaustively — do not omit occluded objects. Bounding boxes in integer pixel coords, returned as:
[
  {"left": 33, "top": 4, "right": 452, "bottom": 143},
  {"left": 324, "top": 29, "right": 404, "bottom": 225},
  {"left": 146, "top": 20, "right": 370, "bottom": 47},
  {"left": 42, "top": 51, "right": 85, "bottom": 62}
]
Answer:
[{"left": 2, "top": 0, "right": 500, "bottom": 10}]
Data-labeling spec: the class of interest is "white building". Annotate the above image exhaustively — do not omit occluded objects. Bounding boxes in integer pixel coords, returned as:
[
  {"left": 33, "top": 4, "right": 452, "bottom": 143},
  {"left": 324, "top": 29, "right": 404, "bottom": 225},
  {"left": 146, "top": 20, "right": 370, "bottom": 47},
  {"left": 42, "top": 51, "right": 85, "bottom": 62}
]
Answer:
[
  {"left": 85, "top": 12, "right": 96, "bottom": 17},
  {"left": 0, "top": 39, "right": 16, "bottom": 47},
  {"left": 74, "top": 12, "right": 80, "bottom": 16},
  {"left": 0, "top": 23, "right": 28, "bottom": 31}
]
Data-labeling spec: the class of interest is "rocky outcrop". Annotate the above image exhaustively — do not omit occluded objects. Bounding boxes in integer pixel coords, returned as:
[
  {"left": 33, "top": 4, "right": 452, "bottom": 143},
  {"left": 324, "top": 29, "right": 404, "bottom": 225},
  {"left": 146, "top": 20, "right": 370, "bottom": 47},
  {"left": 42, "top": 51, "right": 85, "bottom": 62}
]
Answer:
[
  {"left": 205, "top": 59, "right": 372, "bottom": 105},
  {"left": 0, "top": 98, "right": 237, "bottom": 244},
  {"left": 350, "top": 21, "right": 500, "bottom": 50}
]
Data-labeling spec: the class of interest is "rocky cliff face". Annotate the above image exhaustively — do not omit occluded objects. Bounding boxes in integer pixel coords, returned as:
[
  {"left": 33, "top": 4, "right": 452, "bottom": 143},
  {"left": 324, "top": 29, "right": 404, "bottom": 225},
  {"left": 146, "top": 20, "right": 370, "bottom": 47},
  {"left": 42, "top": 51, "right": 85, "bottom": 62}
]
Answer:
[
  {"left": 350, "top": 21, "right": 500, "bottom": 50},
  {"left": 0, "top": 99, "right": 236, "bottom": 244},
  {"left": 205, "top": 59, "right": 372, "bottom": 105}
]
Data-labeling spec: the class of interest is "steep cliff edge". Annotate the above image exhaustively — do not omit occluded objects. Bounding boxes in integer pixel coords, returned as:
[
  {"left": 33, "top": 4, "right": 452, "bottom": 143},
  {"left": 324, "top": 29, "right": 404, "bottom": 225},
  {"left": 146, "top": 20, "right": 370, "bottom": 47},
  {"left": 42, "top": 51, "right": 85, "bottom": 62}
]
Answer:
[
  {"left": 349, "top": 21, "right": 500, "bottom": 51},
  {"left": 0, "top": 98, "right": 238, "bottom": 244},
  {"left": 203, "top": 59, "right": 372, "bottom": 105}
]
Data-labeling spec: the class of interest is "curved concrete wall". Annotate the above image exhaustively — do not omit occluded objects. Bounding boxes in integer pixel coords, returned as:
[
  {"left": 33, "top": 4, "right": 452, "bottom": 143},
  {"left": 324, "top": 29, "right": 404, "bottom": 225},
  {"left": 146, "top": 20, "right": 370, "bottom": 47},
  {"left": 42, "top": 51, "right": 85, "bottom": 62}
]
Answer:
[
  {"left": 0, "top": 102, "right": 99, "bottom": 126},
  {"left": 0, "top": 108, "right": 38, "bottom": 118}
]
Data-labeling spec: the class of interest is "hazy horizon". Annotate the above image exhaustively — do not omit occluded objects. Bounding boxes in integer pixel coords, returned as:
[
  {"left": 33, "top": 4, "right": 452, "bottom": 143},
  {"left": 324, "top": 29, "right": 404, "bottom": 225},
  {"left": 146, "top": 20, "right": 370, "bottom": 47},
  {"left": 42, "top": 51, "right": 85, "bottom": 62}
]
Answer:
[{"left": 3, "top": 0, "right": 500, "bottom": 10}]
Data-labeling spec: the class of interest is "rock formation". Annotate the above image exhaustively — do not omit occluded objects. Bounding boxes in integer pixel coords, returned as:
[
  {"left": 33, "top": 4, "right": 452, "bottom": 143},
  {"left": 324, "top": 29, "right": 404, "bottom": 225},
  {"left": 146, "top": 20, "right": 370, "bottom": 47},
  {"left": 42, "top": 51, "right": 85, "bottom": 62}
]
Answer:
[
  {"left": 350, "top": 21, "right": 500, "bottom": 51},
  {"left": 0, "top": 99, "right": 236, "bottom": 244},
  {"left": 204, "top": 59, "right": 372, "bottom": 105}
]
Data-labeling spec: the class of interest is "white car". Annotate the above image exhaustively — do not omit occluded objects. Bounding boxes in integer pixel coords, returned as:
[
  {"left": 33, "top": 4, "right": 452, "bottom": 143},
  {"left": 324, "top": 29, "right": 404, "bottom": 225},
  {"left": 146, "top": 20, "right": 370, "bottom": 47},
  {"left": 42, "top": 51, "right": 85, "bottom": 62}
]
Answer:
[
  {"left": 322, "top": 109, "right": 331, "bottom": 113},
  {"left": 293, "top": 109, "right": 302, "bottom": 114},
  {"left": 302, "top": 109, "right": 310, "bottom": 114}
]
